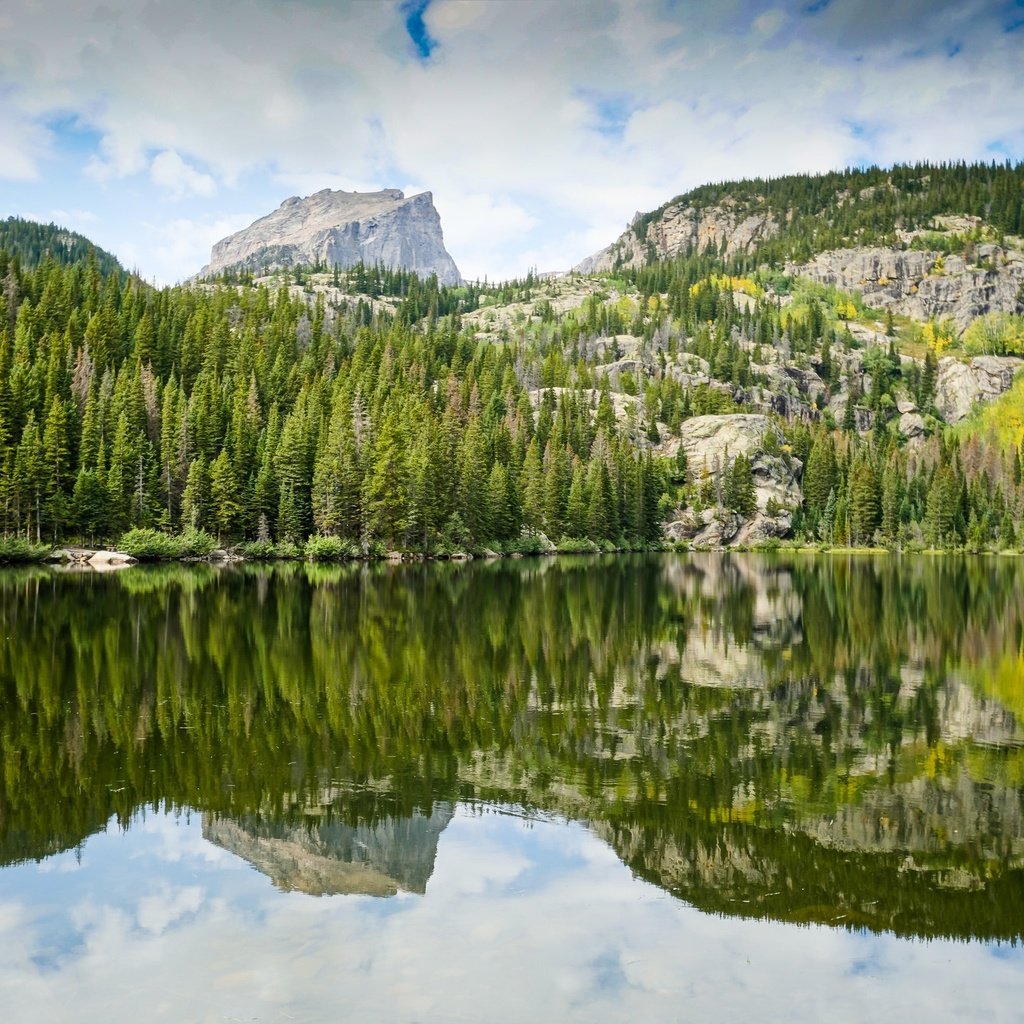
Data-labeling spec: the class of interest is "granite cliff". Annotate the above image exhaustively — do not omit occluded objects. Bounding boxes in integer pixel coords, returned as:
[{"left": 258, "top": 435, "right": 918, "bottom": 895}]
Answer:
[{"left": 203, "top": 188, "right": 461, "bottom": 285}]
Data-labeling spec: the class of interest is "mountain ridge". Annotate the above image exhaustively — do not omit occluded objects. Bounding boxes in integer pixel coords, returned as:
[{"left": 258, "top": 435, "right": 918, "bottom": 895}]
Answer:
[{"left": 201, "top": 187, "right": 462, "bottom": 285}]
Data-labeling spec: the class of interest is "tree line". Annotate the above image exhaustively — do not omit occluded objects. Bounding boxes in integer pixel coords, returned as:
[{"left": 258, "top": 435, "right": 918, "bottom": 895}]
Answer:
[{"left": 0, "top": 248, "right": 666, "bottom": 551}]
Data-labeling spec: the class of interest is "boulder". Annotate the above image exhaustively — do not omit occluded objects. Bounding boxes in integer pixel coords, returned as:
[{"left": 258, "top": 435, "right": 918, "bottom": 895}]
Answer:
[
  {"left": 662, "top": 415, "right": 801, "bottom": 547},
  {"left": 732, "top": 509, "right": 793, "bottom": 546},
  {"left": 898, "top": 412, "right": 927, "bottom": 441},
  {"left": 87, "top": 549, "right": 136, "bottom": 566}
]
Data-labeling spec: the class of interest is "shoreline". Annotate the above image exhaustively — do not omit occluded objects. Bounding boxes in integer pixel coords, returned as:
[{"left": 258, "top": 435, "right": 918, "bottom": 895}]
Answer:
[{"left": 2, "top": 540, "right": 1021, "bottom": 569}]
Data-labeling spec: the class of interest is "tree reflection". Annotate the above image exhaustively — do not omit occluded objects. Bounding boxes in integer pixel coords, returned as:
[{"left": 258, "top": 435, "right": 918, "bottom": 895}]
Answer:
[{"left": 0, "top": 554, "right": 1022, "bottom": 938}]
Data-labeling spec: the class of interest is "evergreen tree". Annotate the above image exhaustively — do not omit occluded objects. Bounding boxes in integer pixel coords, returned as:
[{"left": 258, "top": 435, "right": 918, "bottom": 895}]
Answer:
[{"left": 848, "top": 455, "right": 879, "bottom": 545}]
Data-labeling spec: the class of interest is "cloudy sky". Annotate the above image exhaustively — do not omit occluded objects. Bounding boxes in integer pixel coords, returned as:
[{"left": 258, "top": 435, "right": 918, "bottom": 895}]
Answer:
[{"left": 1, "top": 0, "right": 1022, "bottom": 284}]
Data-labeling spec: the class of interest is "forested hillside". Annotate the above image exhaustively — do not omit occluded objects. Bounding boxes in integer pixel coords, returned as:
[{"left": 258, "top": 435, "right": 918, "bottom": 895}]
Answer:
[
  {"left": 633, "top": 161, "right": 1024, "bottom": 265},
  {"left": 0, "top": 253, "right": 664, "bottom": 554},
  {"left": 0, "top": 217, "right": 123, "bottom": 278},
  {"left": 2, "top": 160, "right": 1024, "bottom": 558}
]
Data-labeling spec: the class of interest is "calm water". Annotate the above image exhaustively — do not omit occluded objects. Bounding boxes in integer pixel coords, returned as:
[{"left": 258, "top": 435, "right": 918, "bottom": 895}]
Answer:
[{"left": 1, "top": 554, "right": 1023, "bottom": 1022}]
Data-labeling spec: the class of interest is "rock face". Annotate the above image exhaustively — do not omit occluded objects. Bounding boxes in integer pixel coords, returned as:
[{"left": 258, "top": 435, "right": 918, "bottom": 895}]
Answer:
[
  {"left": 575, "top": 203, "right": 777, "bottom": 274},
  {"left": 935, "top": 356, "right": 1024, "bottom": 423},
  {"left": 204, "top": 188, "right": 461, "bottom": 285},
  {"left": 788, "top": 245, "right": 1024, "bottom": 333},
  {"left": 662, "top": 415, "right": 802, "bottom": 547}
]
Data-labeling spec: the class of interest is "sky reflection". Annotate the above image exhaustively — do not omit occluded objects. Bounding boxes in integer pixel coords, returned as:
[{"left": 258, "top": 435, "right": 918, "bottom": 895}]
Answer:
[{"left": 1, "top": 805, "right": 1022, "bottom": 1023}]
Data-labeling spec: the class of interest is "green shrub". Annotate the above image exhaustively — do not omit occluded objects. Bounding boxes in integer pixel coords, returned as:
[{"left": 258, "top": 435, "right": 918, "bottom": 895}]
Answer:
[
  {"left": 117, "top": 528, "right": 184, "bottom": 560},
  {"left": 500, "top": 535, "right": 548, "bottom": 556},
  {"left": 178, "top": 527, "right": 218, "bottom": 557},
  {"left": 305, "top": 534, "right": 356, "bottom": 561},
  {"left": 236, "top": 540, "right": 277, "bottom": 560},
  {"left": 555, "top": 536, "right": 599, "bottom": 553},
  {"left": 0, "top": 537, "right": 51, "bottom": 563},
  {"left": 274, "top": 540, "right": 304, "bottom": 560}
]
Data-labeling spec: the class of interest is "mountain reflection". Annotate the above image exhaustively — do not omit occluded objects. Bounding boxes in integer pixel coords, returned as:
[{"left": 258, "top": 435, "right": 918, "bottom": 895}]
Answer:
[
  {"left": 1, "top": 554, "right": 1022, "bottom": 938},
  {"left": 203, "top": 798, "right": 455, "bottom": 896}
]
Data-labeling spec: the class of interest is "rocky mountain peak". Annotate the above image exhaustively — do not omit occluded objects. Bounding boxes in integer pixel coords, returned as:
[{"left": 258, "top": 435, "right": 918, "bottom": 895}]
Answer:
[{"left": 203, "top": 187, "right": 461, "bottom": 285}]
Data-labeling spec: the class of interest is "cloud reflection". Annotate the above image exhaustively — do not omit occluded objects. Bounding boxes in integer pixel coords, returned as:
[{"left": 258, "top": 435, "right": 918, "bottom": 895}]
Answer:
[{"left": 0, "top": 806, "right": 1021, "bottom": 1022}]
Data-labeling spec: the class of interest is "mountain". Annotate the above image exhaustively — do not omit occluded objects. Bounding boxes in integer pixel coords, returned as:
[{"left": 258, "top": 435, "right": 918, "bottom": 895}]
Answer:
[
  {"left": 1, "top": 162, "right": 1023, "bottom": 555},
  {"left": 576, "top": 163, "right": 1024, "bottom": 272},
  {"left": 0, "top": 216, "right": 124, "bottom": 276},
  {"left": 574, "top": 163, "right": 1024, "bottom": 331},
  {"left": 202, "top": 187, "right": 462, "bottom": 284}
]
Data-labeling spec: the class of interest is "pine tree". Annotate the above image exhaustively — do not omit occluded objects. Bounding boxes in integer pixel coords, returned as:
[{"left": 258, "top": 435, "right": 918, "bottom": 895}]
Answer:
[
  {"left": 566, "top": 461, "right": 588, "bottom": 535},
  {"left": 521, "top": 439, "right": 545, "bottom": 534},
  {"left": 803, "top": 434, "right": 836, "bottom": 524},
  {"left": 181, "top": 455, "right": 210, "bottom": 530},
  {"left": 725, "top": 454, "right": 756, "bottom": 517},
  {"left": 487, "top": 462, "right": 513, "bottom": 542},
  {"left": 41, "top": 395, "right": 70, "bottom": 539},
  {"left": 362, "top": 404, "right": 409, "bottom": 546},
  {"left": 210, "top": 449, "right": 240, "bottom": 542},
  {"left": 848, "top": 455, "right": 879, "bottom": 545}
]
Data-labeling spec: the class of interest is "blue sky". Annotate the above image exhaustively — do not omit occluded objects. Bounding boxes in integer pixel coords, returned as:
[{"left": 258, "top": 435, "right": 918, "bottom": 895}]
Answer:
[{"left": 0, "top": 0, "right": 1022, "bottom": 284}]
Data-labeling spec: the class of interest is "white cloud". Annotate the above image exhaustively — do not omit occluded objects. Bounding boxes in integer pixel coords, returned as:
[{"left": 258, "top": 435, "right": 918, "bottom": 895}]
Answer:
[
  {"left": 136, "top": 884, "right": 204, "bottom": 934},
  {"left": 0, "top": 106, "right": 49, "bottom": 180},
  {"left": 3, "top": 807, "right": 1024, "bottom": 1023},
  {"left": 149, "top": 150, "right": 216, "bottom": 199},
  {"left": 0, "top": 0, "right": 1022, "bottom": 281},
  {"left": 118, "top": 213, "right": 256, "bottom": 285}
]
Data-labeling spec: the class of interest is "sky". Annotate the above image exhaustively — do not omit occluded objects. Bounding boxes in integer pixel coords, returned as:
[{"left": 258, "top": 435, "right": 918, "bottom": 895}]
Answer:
[{"left": 0, "top": 0, "right": 1023, "bottom": 285}]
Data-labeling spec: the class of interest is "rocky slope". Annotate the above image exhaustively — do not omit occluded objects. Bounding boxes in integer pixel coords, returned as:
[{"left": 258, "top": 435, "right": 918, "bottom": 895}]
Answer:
[
  {"left": 661, "top": 415, "right": 801, "bottom": 547},
  {"left": 575, "top": 201, "right": 777, "bottom": 274},
  {"left": 575, "top": 167, "right": 1024, "bottom": 335},
  {"left": 203, "top": 188, "right": 461, "bottom": 284},
  {"left": 789, "top": 242, "right": 1024, "bottom": 333}
]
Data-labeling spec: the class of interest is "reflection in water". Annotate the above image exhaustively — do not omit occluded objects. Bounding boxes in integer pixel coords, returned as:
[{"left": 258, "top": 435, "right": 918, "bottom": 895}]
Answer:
[
  {"left": 1, "top": 554, "right": 1023, "bottom": 941},
  {"left": 202, "top": 800, "right": 455, "bottom": 896}
]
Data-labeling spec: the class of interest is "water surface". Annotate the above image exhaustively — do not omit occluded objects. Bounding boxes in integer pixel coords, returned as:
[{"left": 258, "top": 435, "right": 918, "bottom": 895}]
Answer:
[{"left": 1, "top": 554, "right": 1023, "bottom": 1021}]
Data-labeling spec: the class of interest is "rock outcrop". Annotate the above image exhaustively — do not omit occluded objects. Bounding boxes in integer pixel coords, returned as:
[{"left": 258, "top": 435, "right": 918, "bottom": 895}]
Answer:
[
  {"left": 788, "top": 245, "right": 1024, "bottom": 333},
  {"left": 661, "top": 415, "right": 801, "bottom": 547},
  {"left": 575, "top": 202, "right": 777, "bottom": 274},
  {"left": 203, "top": 188, "right": 461, "bottom": 285},
  {"left": 934, "top": 355, "right": 1024, "bottom": 423}
]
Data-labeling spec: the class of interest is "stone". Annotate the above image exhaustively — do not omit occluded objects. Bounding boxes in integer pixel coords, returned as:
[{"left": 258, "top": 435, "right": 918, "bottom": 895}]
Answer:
[
  {"left": 935, "top": 356, "right": 1024, "bottom": 423},
  {"left": 732, "top": 509, "right": 793, "bottom": 546},
  {"left": 898, "top": 412, "right": 926, "bottom": 440},
  {"left": 87, "top": 549, "right": 137, "bottom": 566},
  {"left": 203, "top": 188, "right": 461, "bottom": 285},
  {"left": 662, "top": 415, "right": 801, "bottom": 547}
]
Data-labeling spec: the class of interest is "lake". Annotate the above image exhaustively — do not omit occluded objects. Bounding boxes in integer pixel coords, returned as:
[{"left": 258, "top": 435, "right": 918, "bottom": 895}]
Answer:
[{"left": 1, "top": 553, "right": 1022, "bottom": 1022}]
